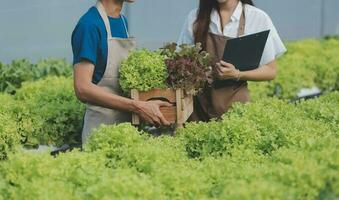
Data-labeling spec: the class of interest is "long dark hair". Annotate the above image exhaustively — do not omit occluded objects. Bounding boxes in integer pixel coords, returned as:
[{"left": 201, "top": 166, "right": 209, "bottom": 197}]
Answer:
[{"left": 194, "top": 0, "right": 254, "bottom": 48}]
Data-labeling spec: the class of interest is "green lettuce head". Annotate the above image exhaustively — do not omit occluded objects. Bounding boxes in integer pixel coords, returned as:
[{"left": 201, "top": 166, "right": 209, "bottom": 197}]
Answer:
[{"left": 119, "top": 49, "right": 168, "bottom": 93}]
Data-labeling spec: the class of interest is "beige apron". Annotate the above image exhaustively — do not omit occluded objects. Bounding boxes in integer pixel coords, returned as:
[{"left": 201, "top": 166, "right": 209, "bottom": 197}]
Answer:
[
  {"left": 189, "top": 5, "right": 250, "bottom": 122},
  {"left": 82, "top": 1, "right": 136, "bottom": 143}
]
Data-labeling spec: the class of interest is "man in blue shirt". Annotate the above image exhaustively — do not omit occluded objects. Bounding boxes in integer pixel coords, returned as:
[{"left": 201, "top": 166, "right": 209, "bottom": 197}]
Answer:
[
  {"left": 72, "top": 6, "right": 129, "bottom": 84},
  {"left": 72, "top": 0, "right": 171, "bottom": 143}
]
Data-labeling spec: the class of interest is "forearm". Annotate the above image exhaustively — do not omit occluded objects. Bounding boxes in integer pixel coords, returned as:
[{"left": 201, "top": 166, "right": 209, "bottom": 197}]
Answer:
[
  {"left": 74, "top": 62, "right": 139, "bottom": 113},
  {"left": 76, "top": 83, "right": 137, "bottom": 113},
  {"left": 239, "top": 61, "right": 277, "bottom": 82}
]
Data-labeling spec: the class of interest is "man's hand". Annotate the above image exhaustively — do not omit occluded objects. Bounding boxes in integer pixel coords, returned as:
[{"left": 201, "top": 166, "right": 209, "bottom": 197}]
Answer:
[{"left": 134, "top": 100, "right": 172, "bottom": 126}]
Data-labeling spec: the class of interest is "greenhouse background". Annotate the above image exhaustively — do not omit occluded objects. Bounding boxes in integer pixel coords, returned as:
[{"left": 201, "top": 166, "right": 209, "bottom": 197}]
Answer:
[{"left": 0, "top": 0, "right": 338, "bottom": 63}]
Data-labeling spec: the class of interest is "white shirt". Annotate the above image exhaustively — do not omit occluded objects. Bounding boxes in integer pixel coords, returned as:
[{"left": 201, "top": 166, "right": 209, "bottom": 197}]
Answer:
[{"left": 177, "top": 2, "right": 287, "bottom": 65}]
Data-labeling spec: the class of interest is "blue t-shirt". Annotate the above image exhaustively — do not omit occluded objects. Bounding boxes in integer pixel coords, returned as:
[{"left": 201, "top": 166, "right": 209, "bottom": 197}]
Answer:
[{"left": 71, "top": 6, "right": 128, "bottom": 84}]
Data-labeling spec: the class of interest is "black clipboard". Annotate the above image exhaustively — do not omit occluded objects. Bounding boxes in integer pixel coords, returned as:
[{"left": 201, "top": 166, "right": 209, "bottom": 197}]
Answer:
[{"left": 214, "top": 30, "right": 270, "bottom": 89}]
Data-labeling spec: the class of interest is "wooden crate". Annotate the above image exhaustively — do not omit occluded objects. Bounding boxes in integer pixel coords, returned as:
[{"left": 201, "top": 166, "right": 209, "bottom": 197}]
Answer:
[{"left": 131, "top": 88, "right": 193, "bottom": 127}]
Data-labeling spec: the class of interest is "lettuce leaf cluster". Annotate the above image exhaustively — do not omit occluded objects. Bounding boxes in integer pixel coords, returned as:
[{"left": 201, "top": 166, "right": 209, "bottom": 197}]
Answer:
[
  {"left": 119, "top": 49, "right": 168, "bottom": 93},
  {"left": 161, "top": 43, "right": 213, "bottom": 94}
]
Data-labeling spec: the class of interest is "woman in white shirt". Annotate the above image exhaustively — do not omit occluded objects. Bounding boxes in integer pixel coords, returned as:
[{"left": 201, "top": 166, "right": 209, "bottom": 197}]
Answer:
[{"left": 178, "top": 0, "right": 287, "bottom": 122}]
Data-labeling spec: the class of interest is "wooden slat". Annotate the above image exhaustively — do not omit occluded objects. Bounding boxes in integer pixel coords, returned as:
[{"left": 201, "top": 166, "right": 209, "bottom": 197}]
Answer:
[
  {"left": 176, "top": 89, "right": 184, "bottom": 124},
  {"left": 131, "top": 89, "right": 140, "bottom": 125},
  {"left": 131, "top": 89, "right": 139, "bottom": 100},
  {"left": 182, "top": 95, "right": 194, "bottom": 122}
]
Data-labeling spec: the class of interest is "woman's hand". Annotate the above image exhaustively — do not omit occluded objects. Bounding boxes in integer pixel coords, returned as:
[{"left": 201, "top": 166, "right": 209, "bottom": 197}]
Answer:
[
  {"left": 133, "top": 100, "right": 172, "bottom": 126},
  {"left": 215, "top": 60, "right": 241, "bottom": 80}
]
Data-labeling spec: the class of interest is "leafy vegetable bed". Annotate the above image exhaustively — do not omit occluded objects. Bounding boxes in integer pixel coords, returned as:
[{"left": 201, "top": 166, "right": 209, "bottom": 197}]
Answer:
[
  {"left": 249, "top": 38, "right": 339, "bottom": 100},
  {"left": 0, "top": 38, "right": 338, "bottom": 199},
  {"left": 0, "top": 93, "right": 338, "bottom": 200}
]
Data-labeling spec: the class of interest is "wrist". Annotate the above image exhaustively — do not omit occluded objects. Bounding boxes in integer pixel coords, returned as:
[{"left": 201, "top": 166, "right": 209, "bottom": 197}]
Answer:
[
  {"left": 238, "top": 70, "right": 245, "bottom": 81},
  {"left": 234, "top": 69, "right": 241, "bottom": 81},
  {"left": 130, "top": 99, "right": 142, "bottom": 114}
]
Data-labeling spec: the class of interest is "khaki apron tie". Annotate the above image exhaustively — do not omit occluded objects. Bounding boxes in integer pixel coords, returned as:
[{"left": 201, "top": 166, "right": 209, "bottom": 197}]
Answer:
[
  {"left": 189, "top": 4, "right": 250, "bottom": 122},
  {"left": 82, "top": 1, "right": 136, "bottom": 143}
]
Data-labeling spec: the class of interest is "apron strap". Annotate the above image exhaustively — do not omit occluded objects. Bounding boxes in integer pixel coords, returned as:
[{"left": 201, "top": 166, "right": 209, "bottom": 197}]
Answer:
[
  {"left": 96, "top": 1, "right": 113, "bottom": 39},
  {"left": 237, "top": 3, "right": 246, "bottom": 37},
  {"left": 121, "top": 15, "right": 130, "bottom": 38},
  {"left": 96, "top": 1, "right": 130, "bottom": 39}
]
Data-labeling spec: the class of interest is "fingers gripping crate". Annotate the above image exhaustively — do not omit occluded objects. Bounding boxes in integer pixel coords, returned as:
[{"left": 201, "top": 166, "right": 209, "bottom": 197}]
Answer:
[{"left": 131, "top": 88, "right": 193, "bottom": 127}]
